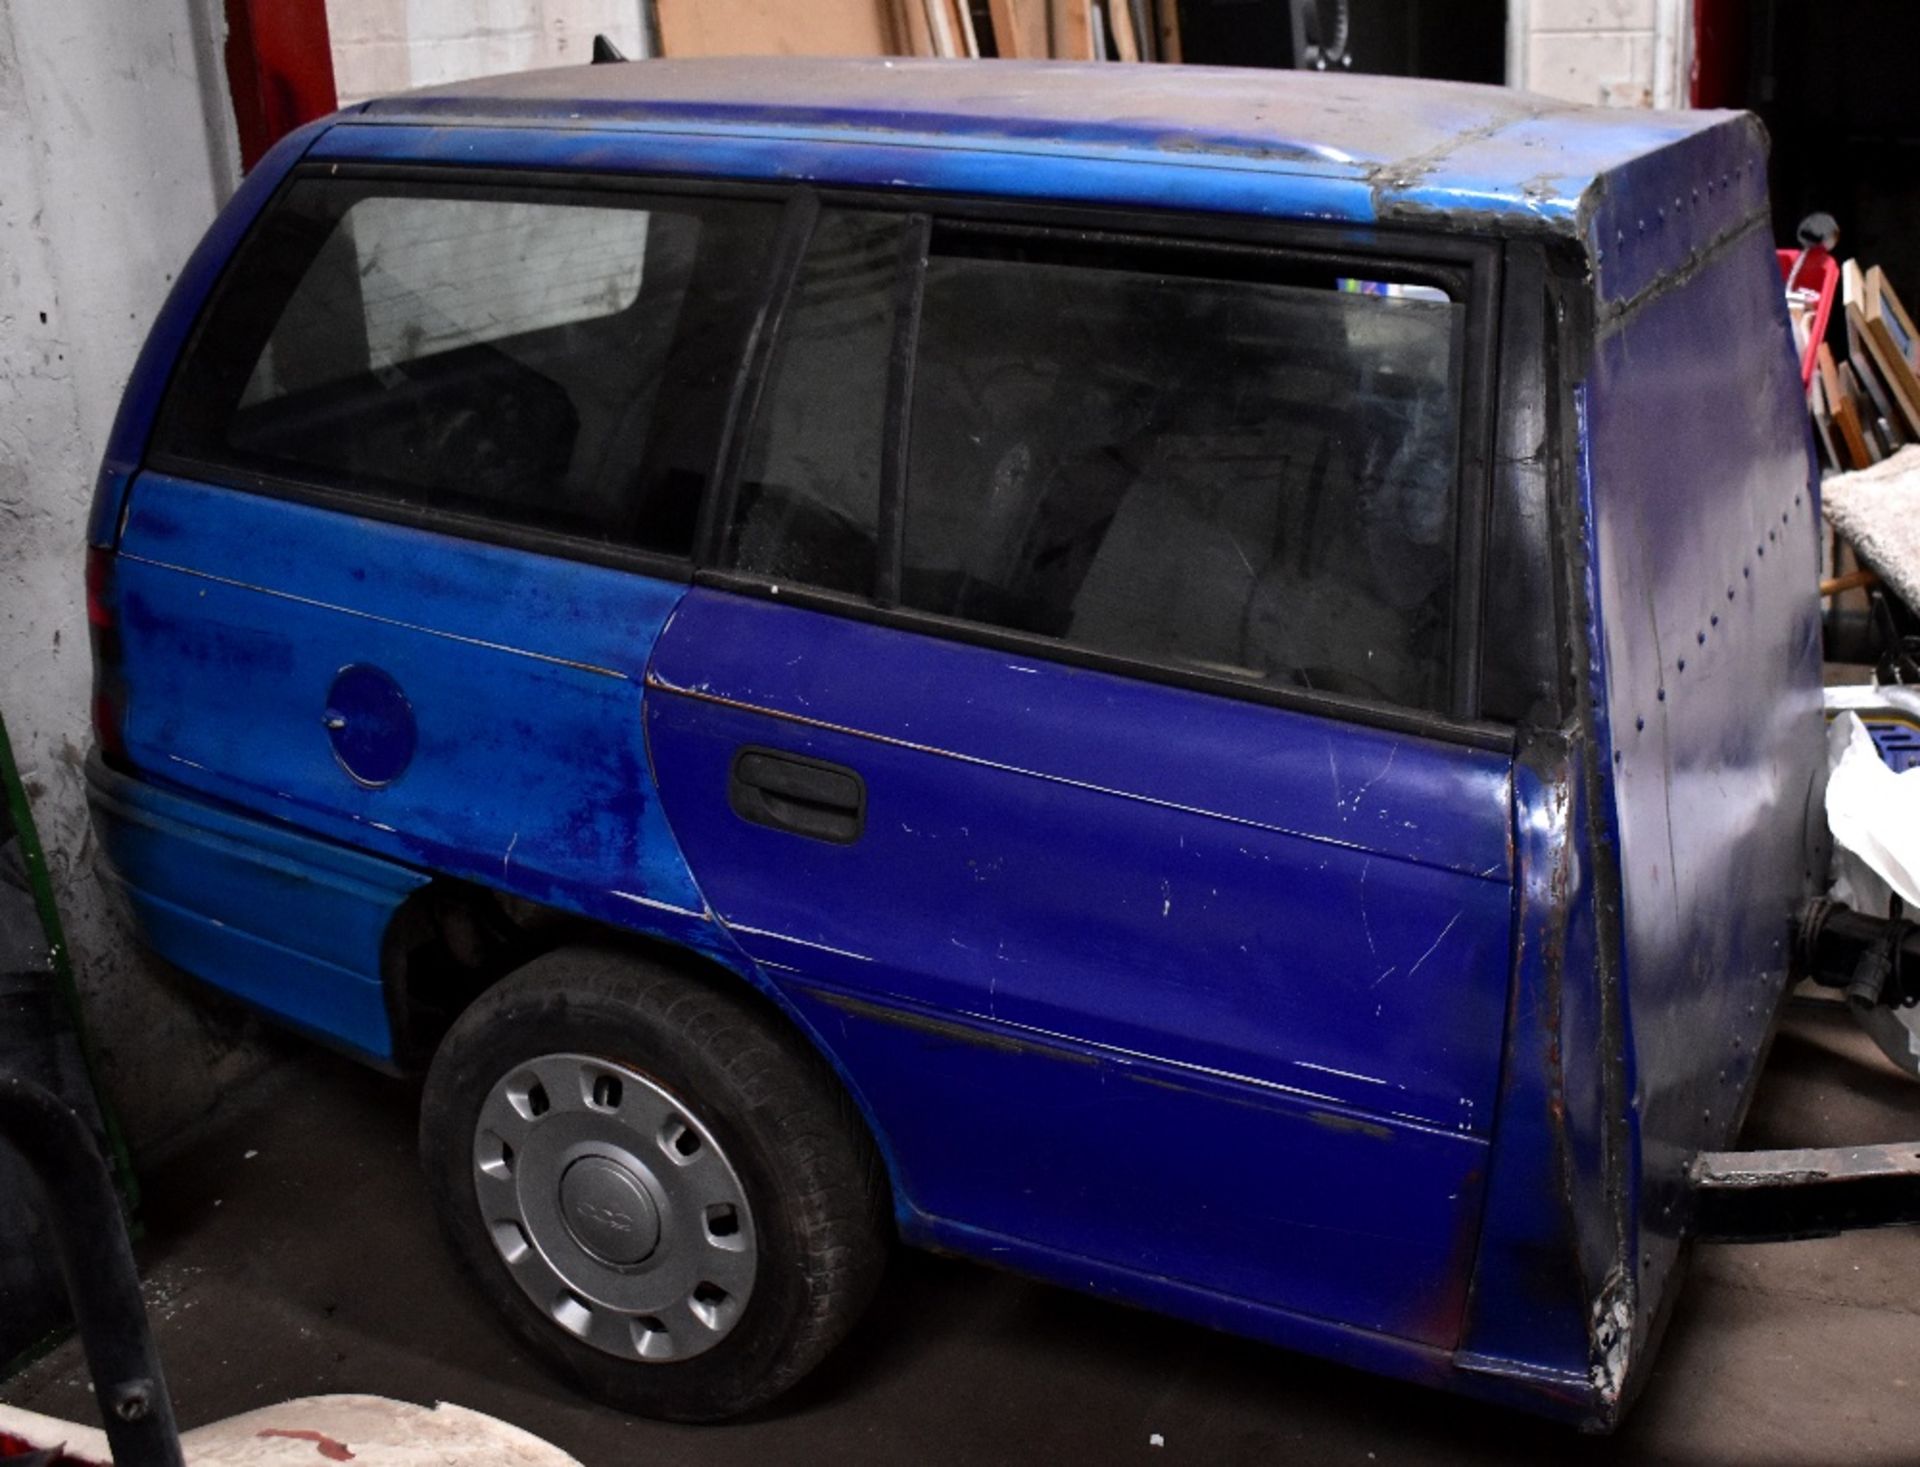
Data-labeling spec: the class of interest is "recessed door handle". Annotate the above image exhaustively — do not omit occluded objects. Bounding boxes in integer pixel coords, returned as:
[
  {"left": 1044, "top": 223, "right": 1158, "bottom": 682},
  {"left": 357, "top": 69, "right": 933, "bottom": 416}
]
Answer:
[{"left": 729, "top": 748, "right": 865, "bottom": 844}]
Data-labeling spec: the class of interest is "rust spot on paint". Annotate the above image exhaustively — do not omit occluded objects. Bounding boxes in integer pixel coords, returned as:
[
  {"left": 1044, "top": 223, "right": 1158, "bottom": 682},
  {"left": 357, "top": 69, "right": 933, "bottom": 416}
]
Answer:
[
  {"left": 1307, "top": 1109, "right": 1394, "bottom": 1141},
  {"left": 258, "top": 1428, "right": 356, "bottom": 1461}
]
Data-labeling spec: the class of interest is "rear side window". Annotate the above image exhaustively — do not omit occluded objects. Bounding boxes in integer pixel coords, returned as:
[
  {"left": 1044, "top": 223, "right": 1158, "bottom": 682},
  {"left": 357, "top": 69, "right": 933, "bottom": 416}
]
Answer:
[
  {"left": 155, "top": 178, "right": 783, "bottom": 558},
  {"left": 732, "top": 219, "right": 1466, "bottom": 715}
]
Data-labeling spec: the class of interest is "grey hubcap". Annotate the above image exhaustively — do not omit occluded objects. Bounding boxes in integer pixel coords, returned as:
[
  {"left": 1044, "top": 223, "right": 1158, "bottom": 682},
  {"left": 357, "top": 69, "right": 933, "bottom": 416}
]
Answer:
[{"left": 472, "top": 1053, "right": 756, "bottom": 1362}]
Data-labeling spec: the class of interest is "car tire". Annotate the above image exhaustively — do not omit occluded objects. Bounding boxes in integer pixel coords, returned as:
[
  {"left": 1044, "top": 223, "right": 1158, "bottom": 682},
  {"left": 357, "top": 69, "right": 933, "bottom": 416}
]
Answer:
[{"left": 419, "top": 944, "right": 889, "bottom": 1421}]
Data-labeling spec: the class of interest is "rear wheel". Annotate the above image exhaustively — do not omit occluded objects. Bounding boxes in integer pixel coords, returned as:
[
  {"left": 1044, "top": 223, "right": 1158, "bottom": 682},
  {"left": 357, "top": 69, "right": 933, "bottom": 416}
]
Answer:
[{"left": 420, "top": 946, "right": 888, "bottom": 1420}]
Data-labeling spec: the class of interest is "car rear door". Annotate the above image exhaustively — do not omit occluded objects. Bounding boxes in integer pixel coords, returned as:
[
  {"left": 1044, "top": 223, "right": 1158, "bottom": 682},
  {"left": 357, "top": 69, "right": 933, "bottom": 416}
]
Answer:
[{"left": 646, "top": 203, "right": 1514, "bottom": 1347}]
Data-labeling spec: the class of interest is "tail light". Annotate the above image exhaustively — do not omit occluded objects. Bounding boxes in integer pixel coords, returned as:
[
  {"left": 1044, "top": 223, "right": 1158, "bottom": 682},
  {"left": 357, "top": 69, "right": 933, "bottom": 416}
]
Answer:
[{"left": 86, "top": 546, "right": 130, "bottom": 767}]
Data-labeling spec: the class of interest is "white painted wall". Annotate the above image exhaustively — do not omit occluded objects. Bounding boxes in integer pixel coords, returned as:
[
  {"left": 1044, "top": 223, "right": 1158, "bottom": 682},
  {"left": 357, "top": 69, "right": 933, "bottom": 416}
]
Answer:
[
  {"left": 328, "top": 0, "right": 652, "bottom": 106},
  {"left": 1509, "top": 0, "right": 1693, "bottom": 108},
  {"left": 0, "top": 0, "right": 275, "bottom": 1150}
]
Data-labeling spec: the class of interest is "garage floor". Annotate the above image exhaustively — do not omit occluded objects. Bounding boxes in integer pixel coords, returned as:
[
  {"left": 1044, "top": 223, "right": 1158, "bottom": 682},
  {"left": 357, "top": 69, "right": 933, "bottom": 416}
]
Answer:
[{"left": 6, "top": 998, "right": 1920, "bottom": 1465}]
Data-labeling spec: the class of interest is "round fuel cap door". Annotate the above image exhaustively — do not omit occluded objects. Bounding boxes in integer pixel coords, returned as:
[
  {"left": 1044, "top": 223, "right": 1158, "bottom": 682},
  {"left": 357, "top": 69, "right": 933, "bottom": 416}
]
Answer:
[{"left": 322, "top": 664, "right": 416, "bottom": 788}]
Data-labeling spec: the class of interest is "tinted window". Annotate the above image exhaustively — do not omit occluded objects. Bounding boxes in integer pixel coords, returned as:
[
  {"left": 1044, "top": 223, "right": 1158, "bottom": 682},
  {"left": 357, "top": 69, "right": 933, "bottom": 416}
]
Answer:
[
  {"left": 156, "top": 179, "right": 782, "bottom": 557},
  {"left": 728, "top": 210, "right": 911, "bottom": 595},
  {"left": 901, "top": 234, "right": 1463, "bottom": 712}
]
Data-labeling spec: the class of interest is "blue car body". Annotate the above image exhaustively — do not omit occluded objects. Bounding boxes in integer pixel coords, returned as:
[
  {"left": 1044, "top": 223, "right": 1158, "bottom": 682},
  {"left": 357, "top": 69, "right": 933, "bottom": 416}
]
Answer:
[{"left": 86, "top": 59, "right": 1822, "bottom": 1428}]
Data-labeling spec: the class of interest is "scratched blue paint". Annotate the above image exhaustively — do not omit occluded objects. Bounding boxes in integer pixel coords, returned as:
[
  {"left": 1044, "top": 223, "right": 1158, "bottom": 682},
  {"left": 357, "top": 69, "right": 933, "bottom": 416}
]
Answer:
[
  {"left": 795, "top": 985, "right": 1488, "bottom": 1347},
  {"left": 85, "top": 59, "right": 1825, "bottom": 1430},
  {"left": 112, "top": 474, "right": 710, "bottom": 940},
  {"left": 1450, "top": 743, "right": 1607, "bottom": 1397},
  {"left": 88, "top": 754, "right": 426, "bottom": 1061},
  {"left": 647, "top": 588, "right": 1510, "bottom": 1343}
]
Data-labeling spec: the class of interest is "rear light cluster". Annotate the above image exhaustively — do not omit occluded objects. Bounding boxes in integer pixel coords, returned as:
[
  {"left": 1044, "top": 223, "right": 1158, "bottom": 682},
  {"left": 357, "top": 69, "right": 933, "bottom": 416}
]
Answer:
[{"left": 86, "top": 546, "right": 130, "bottom": 767}]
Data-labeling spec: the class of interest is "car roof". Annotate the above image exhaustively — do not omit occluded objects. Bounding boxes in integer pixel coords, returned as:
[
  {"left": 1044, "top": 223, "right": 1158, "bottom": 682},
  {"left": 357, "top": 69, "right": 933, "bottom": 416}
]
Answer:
[{"left": 343, "top": 57, "right": 1770, "bottom": 305}]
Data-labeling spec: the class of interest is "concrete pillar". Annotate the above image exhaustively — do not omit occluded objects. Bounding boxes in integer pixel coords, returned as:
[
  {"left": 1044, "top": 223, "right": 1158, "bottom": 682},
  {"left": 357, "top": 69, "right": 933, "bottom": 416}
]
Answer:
[{"left": 0, "top": 0, "right": 276, "bottom": 1151}]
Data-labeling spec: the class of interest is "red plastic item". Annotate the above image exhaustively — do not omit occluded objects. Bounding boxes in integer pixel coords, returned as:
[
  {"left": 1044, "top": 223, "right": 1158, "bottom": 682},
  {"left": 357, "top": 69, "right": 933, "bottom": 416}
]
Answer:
[{"left": 1779, "top": 245, "right": 1839, "bottom": 390}]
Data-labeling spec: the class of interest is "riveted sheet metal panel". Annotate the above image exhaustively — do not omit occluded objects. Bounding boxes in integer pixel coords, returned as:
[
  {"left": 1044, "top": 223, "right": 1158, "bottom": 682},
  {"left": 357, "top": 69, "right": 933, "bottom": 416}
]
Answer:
[{"left": 1581, "top": 216, "right": 1827, "bottom": 1394}]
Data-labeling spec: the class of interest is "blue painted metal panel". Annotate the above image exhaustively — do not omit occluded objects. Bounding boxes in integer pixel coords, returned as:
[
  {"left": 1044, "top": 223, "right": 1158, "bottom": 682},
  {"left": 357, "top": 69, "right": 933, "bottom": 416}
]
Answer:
[
  {"left": 652, "top": 594, "right": 1512, "bottom": 884},
  {"left": 1451, "top": 738, "right": 1610, "bottom": 1415},
  {"left": 803, "top": 988, "right": 1489, "bottom": 1347},
  {"left": 113, "top": 474, "right": 714, "bottom": 949},
  {"left": 1582, "top": 223, "right": 1827, "bottom": 1400},
  {"left": 87, "top": 755, "right": 424, "bottom": 1060},
  {"left": 312, "top": 121, "right": 1383, "bottom": 229},
  {"left": 646, "top": 587, "right": 1515, "bottom": 1344}
]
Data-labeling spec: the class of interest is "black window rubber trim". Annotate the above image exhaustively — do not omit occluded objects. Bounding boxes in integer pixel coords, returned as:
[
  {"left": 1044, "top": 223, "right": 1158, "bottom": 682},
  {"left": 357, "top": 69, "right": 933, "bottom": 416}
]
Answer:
[{"left": 139, "top": 159, "right": 1511, "bottom": 748}]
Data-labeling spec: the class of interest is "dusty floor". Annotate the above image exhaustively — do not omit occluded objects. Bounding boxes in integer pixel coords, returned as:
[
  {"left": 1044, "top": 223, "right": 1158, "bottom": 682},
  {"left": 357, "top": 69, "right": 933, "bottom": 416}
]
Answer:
[{"left": 6, "top": 998, "right": 1920, "bottom": 1466}]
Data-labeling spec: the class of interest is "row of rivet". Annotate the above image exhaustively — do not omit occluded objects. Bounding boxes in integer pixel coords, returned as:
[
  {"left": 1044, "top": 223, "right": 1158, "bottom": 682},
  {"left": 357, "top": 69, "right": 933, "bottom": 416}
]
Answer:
[{"left": 1613, "top": 486, "right": 1807, "bottom": 765}]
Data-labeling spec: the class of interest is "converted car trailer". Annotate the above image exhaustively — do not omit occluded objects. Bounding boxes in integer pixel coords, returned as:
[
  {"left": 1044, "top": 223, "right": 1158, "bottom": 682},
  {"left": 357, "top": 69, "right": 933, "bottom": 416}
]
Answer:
[{"left": 84, "top": 59, "right": 1914, "bottom": 1429}]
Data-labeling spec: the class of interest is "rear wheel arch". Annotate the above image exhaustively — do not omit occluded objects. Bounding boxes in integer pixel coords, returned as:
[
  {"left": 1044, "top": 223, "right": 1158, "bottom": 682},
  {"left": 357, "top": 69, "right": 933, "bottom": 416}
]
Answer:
[{"left": 381, "top": 879, "right": 903, "bottom": 1209}]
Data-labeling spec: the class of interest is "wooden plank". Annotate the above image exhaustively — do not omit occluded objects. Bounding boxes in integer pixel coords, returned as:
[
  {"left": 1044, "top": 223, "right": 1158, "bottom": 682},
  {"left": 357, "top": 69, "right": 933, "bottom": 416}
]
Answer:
[
  {"left": 1050, "top": 0, "right": 1095, "bottom": 57},
  {"left": 1129, "top": 0, "right": 1155, "bottom": 60},
  {"left": 1108, "top": 0, "right": 1140, "bottom": 59},
  {"left": 1821, "top": 342, "right": 1874, "bottom": 471},
  {"left": 656, "top": 0, "right": 897, "bottom": 56},
  {"left": 987, "top": 0, "right": 1045, "bottom": 57},
  {"left": 897, "top": 0, "right": 934, "bottom": 53},
  {"left": 1809, "top": 371, "right": 1841, "bottom": 472},
  {"left": 953, "top": 0, "right": 982, "bottom": 56},
  {"left": 1864, "top": 265, "right": 1920, "bottom": 436},
  {"left": 925, "top": 0, "right": 958, "bottom": 55},
  {"left": 1851, "top": 299, "right": 1920, "bottom": 441},
  {"left": 1154, "top": 0, "right": 1182, "bottom": 62},
  {"left": 1843, "top": 351, "right": 1898, "bottom": 459}
]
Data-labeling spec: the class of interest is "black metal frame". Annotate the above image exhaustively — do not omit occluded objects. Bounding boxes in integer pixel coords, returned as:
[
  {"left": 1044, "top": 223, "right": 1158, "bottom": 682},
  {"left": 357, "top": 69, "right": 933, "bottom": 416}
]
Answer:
[
  {"left": 0, "top": 1076, "right": 183, "bottom": 1467},
  {"left": 1690, "top": 1141, "right": 1920, "bottom": 1243}
]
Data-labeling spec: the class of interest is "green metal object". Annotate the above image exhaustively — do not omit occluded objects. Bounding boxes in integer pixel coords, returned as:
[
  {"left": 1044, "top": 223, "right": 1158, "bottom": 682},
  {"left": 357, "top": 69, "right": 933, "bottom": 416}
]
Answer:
[{"left": 0, "top": 709, "right": 138, "bottom": 1377}]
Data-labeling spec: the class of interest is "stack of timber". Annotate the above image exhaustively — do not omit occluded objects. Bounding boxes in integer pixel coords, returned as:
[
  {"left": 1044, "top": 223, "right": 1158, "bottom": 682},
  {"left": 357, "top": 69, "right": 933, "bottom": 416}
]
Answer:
[
  {"left": 655, "top": 0, "right": 1182, "bottom": 63},
  {"left": 1807, "top": 258, "right": 1920, "bottom": 475}
]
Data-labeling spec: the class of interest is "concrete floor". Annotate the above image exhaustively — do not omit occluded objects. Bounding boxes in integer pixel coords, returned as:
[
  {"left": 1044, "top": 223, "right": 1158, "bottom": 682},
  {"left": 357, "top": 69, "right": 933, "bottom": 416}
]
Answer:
[{"left": 6, "top": 999, "right": 1920, "bottom": 1465}]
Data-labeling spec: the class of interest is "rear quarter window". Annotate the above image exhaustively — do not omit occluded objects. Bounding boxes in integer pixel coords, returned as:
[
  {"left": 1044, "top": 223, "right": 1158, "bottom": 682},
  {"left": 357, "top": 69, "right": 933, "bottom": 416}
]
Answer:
[{"left": 155, "top": 176, "right": 784, "bottom": 559}]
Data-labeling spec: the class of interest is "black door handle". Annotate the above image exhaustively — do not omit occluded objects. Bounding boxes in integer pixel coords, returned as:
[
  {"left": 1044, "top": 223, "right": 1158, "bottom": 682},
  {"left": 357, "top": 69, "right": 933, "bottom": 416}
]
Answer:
[{"left": 728, "top": 747, "right": 866, "bottom": 844}]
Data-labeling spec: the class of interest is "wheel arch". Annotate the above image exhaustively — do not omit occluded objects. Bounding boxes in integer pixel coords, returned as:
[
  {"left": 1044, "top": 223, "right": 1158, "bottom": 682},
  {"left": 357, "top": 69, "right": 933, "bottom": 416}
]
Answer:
[{"left": 383, "top": 877, "right": 910, "bottom": 1222}]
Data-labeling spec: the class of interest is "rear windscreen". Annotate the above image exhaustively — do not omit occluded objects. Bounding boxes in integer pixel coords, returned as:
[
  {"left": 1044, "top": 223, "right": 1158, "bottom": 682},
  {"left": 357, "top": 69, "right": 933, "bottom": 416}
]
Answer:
[{"left": 153, "top": 177, "right": 783, "bottom": 557}]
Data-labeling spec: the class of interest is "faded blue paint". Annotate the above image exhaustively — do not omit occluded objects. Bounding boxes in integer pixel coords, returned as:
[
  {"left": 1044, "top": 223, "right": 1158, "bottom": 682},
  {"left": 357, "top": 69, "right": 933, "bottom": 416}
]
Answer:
[
  {"left": 87, "top": 753, "right": 426, "bottom": 1061},
  {"left": 110, "top": 474, "right": 711, "bottom": 943},
  {"left": 647, "top": 588, "right": 1511, "bottom": 1345},
  {"left": 1450, "top": 738, "right": 1610, "bottom": 1402},
  {"left": 311, "top": 121, "right": 1386, "bottom": 228}
]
